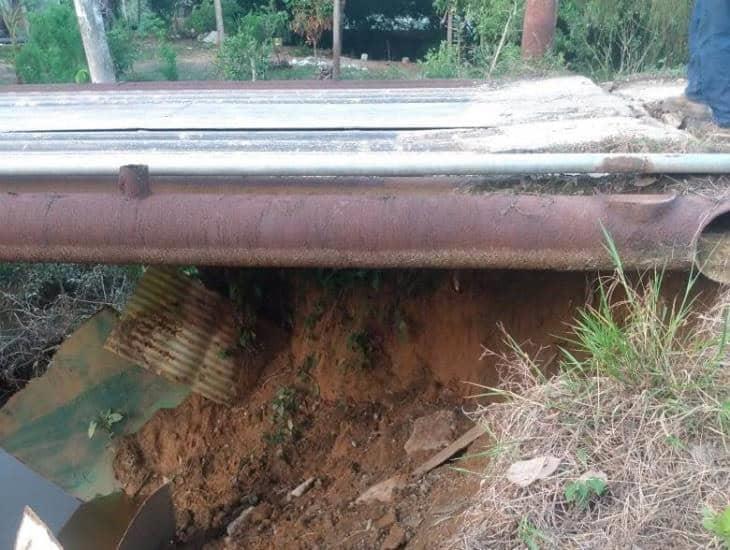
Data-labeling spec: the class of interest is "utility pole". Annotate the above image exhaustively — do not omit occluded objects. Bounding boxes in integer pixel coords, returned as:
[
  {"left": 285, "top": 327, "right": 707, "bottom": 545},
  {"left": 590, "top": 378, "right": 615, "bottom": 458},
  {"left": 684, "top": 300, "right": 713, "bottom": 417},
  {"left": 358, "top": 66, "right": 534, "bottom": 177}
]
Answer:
[
  {"left": 214, "top": 0, "right": 225, "bottom": 47},
  {"left": 332, "top": 0, "right": 342, "bottom": 79},
  {"left": 521, "top": 0, "right": 558, "bottom": 59},
  {"left": 73, "top": 0, "right": 115, "bottom": 83}
]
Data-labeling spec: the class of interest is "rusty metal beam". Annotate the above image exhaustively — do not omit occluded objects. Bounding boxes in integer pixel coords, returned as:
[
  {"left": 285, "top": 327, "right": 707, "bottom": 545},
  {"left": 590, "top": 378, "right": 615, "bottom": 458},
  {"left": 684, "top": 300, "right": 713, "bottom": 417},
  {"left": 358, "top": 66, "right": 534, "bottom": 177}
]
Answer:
[{"left": 0, "top": 190, "right": 723, "bottom": 272}]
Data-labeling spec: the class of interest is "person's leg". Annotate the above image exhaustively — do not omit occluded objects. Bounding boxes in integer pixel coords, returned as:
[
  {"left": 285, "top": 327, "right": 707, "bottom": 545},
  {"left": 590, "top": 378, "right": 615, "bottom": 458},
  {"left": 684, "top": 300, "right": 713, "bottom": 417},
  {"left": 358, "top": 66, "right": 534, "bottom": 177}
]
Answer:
[
  {"left": 695, "top": 0, "right": 730, "bottom": 126},
  {"left": 686, "top": 0, "right": 704, "bottom": 102}
]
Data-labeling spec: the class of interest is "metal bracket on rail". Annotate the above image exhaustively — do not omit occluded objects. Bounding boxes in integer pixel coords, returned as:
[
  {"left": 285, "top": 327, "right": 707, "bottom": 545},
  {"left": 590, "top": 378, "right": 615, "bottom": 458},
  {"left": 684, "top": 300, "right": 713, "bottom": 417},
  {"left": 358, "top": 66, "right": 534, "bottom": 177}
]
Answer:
[{"left": 118, "top": 165, "right": 150, "bottom": 199}]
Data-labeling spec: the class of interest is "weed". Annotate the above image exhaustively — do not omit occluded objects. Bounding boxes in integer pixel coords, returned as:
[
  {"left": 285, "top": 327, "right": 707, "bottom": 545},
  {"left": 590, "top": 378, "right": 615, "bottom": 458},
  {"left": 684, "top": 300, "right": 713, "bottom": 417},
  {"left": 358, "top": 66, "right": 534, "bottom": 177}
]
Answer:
[
  {"left": 703, "top": 506, "right": 730, "bottom": 547},
  {"left": 563, "top": 477, "right": 607, "bottom": 509},
  {"left": 238, "top": 327, "right": 257, "bottom": 351},
  {"left": 298, "top": 354, "right": 317, "bottom": 382},
  {"left": 575, "top": 448, "right": 590, "bottom": 468},
  {"left": 665, "top": 434, "right": 686, "bottom": 450},
  {"left": 457, "top": 233, "right": 729, "bottom": 547},
  {"left": 265, "top": 386, "right": 299, "bottom": 445},
  {"left": 420, "top": 41, "right": 462, "bottom": 78},
  {"left": 314, "top": 269, "right": 382, "bottom": 294},
  {"left": 347, "top": 329, "right": 375, "bottom": 369},
  {"left": 393, "top": 308, "right": 409, "bottom": 343},
  {"left": 303, "top": 299, "right": 325, "bottom": 332},
  {"left": 88, "top": 409, "right": 125, "bottom": 439},
  {"left": 158, "top": 40, "right": 178, "bottom": 81},
  {"left": 217, "top": 347, "right": 234, "bottom": 359},
  {"left": 517, "top": 516, "right": 550, "bottom": 550}
]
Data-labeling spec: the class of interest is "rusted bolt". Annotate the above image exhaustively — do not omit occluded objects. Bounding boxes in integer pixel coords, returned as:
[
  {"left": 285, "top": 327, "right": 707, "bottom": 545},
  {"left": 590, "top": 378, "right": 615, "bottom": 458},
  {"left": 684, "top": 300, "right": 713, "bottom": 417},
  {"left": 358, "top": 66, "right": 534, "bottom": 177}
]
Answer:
[{"left": 118, "top": 165, "right": 150, "bottom": 198}]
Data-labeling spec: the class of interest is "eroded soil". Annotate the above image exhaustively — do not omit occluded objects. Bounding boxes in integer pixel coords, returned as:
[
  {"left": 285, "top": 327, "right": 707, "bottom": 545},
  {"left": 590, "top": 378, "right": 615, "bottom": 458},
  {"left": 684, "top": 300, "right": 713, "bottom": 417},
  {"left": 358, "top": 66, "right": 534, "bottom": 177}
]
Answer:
[
  {"left": 111, "top": 270, "right": 587, "bottom": 548},
  {"left": 111, "top": 270, "right": 717, "bottom": 548}
]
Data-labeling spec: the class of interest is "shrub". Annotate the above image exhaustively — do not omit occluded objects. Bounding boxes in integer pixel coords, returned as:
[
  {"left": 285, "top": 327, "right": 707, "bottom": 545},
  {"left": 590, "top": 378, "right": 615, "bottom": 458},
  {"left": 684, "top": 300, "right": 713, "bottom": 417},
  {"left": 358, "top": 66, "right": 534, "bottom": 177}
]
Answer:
[
  {"left": 159, "top": 41, "right": 179, "bottom": 80},
  {"left": 420, "top": 41, "right": 462, "bottom": 78},
  {"left": 435, "top": 0, "right": 691, "bottom": 79},
  {"left": 283, "top": 0, "right": 331, "bottom": 57},
  {"left": 107, "top": 22, "right": 138, "bottom": 78},
  {"left": 217, "top": 10, "right": 287, "bottom": 81},
  {"left": 457, "top": 236, "right": 729, "bottom": 547},
  {"left": 137, "top": 12, "right": 168, "bottom": 37},
  {"left": 0, "top": 264, "right": 140, "bottom": 404},
  {"left": 15, "top": 2, "right": 87, "bottom": 84},
  {"left": 556, "top": 0, "right": 692, "bottom": 79},
  {"left": 185, "top": 0, "right": 243, "bottom": 35}
]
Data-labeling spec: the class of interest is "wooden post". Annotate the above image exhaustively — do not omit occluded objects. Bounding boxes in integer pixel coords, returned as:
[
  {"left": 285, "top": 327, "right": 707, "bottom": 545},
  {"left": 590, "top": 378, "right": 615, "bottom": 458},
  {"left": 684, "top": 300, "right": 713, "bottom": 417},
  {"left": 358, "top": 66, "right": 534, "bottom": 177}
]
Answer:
[
  {"left": 332, "top": 0, "right": 342, "bottom": 79},
  {"left": 213, "top": 0, "right": 224, "bottom": 47},
  {"left": 72, "top": 0, "right": 116, "bottom": 83}
]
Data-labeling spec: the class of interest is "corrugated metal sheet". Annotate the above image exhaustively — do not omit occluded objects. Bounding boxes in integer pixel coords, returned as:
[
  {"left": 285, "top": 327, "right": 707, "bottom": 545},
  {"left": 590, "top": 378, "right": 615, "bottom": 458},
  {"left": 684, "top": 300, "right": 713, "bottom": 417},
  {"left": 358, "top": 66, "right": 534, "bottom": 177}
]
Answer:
[{"left": 104, "top": 268, "right": 239, "bottom": 404}]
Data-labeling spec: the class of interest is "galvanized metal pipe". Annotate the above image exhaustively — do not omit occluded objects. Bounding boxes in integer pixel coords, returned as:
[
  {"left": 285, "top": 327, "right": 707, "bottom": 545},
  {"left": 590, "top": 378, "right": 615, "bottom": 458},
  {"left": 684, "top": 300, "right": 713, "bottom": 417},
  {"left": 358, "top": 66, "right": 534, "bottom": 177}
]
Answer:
[
  {"left": 0, "top": 191, "right": 723, "bottom": 272},
  {"left": 3, "top": 153, "right": 730, "bottom": 178}
]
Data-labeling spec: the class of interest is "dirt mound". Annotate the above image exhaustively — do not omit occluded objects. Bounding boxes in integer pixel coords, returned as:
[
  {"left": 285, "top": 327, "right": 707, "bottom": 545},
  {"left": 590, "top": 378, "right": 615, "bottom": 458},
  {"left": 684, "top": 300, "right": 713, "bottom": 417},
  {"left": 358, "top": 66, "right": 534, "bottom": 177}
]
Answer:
[{"left": 112, "top": 269, "right": 706, "bottom": 547}]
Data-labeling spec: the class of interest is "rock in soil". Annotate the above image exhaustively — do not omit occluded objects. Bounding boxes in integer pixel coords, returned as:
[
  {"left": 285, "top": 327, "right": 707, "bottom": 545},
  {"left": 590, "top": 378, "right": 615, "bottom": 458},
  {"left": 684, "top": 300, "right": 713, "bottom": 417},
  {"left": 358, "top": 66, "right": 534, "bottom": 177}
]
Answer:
[
  {"left": 357, "top": 475, "right": 406, "bottom": 505},
  {"left": 289, "top": 476, "right": 316, "bottom": 499},
  {"left": 226, "top": 507, "right": 253, "bottom": 536},
  {"left": 404, "top": 410, "right": 457, "bottom": 456},
  {"left": 381, "top": 523, "right": 408, "bottom": 549},
  {"left": 375, "top": 509, "right": 398, "bottom": 529}
]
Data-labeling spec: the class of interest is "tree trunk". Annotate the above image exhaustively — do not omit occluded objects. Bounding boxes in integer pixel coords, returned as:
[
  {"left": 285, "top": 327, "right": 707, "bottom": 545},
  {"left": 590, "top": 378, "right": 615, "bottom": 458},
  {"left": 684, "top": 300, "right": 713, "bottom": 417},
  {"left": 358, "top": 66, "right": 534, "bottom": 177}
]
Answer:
[
  {"left": 213, "top": 0, "right": 224, "bottom": 47},
  {"left": 446, "top": 8, "right": 453, "bottom": 46},
  {"left": 521, "top": 0, "right": 558, "bottom": 59},
  {"left": 73, "top": 0, "right": 116, "bottom": 83},
  {"left": 332, "top": 0, "right": 342, "bottom": 79}
]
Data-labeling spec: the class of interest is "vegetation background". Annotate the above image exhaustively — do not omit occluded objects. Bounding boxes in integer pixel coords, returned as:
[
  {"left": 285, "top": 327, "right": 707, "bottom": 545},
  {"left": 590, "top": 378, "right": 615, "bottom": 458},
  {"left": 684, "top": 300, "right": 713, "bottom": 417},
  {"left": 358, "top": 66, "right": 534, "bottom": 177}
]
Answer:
[{"left": 0, "top": 0, "right": 694, "bottom": 84}]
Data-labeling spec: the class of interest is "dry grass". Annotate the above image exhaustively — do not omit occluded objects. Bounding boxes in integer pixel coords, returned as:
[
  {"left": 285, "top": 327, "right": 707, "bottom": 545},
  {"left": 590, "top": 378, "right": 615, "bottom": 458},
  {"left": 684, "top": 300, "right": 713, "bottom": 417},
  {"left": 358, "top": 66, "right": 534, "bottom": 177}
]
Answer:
[{"left": 456, "top": 260, "right": 729, "bottom": 549}]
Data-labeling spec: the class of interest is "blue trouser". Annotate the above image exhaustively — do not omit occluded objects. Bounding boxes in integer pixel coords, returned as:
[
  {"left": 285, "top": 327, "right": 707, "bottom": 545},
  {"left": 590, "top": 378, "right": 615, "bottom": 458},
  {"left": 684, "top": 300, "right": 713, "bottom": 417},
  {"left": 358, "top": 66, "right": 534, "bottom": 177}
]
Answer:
[{"left": 687, "top": 0, "right": 730, "bottom": 126}]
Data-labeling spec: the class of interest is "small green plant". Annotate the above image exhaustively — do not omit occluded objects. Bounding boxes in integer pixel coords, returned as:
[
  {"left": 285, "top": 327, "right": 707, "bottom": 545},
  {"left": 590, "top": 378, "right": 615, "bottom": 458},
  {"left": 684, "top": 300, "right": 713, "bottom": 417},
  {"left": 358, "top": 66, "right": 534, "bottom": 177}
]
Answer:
[
  {"left": 88, "top": 409, "right": 125, "bottom": 439},
  {"left": 314, "top": 269, "right": 382, "bottom": 293},
  {"left": 303, "top": 299, "right": 325, "bottom": 332},
  {"left": 137, "top": 13, "right": 168, "bottom": 37},
  {"left": 347, "top": 329, "right": 375, "bottom": 369},
  {"left": 420, "top": 41, "right": 462, "bottom": 78},
  {"left": 217, "top": 10, "right": 288, "bottom": 81},
  {"left": 107, "top": 22, "right": 138, "bottom": 78},
  {"left": 158, "top": 40, "right": 178, "bottom": 81},
  {"left": 564, "top": 477, "right": 607, "bottom": 509},
  {"left": 265, "top": 386, "right": 299, "bottom": 444},
  {"left": 517, "top": 516, "right": 550, "bottom": 550},
  {"left": 703, "top": 506, "right": 730, "bottom": 547},
  {"left": 239, "top": 326, "right": 257, "bottom": 351}
]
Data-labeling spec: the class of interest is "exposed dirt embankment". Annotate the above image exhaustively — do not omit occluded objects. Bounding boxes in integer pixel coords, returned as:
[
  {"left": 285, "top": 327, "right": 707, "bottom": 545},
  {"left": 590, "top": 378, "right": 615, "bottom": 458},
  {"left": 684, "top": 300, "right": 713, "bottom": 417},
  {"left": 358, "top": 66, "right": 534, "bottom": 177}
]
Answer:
[{"left": 112, "top": 270, "right": 710, "bottom": 548}]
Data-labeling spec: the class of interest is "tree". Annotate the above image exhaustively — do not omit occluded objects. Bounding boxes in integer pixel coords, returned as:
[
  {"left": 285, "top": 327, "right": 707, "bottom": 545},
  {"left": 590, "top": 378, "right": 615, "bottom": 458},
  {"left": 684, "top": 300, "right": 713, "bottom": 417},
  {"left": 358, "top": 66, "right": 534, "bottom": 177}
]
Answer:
[
  {"left": 284, "top": 0, "right": 332, "bottom": 58},
  {"left": 332, "top": 0, "right": 342, "bottom": 78},
  {"left": 214, "top": 0, "right": 224, "bottom": 46},
  {"left": 73, "top": 0, "right": 115, "bottom": 82}
]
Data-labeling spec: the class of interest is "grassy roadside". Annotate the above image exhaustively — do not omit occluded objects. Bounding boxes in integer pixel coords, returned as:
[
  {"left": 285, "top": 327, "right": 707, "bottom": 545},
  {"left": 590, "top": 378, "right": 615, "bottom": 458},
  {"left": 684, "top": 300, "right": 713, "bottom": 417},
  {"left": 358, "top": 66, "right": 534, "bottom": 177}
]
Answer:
[{"left": 458, "top": 241, "right": 730, "bottom": 548}]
